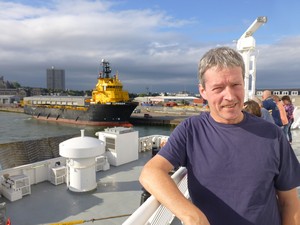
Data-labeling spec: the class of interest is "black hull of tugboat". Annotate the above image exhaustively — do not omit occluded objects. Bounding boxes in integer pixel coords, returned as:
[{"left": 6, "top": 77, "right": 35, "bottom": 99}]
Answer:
[{"left": 24, "top": 102, "right": 138, "bottom": 126}]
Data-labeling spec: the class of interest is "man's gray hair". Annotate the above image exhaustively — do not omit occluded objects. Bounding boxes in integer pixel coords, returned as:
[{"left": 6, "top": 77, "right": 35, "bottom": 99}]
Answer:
[{"left": 198, "top": 47, "right": 245, "bottom": 88}]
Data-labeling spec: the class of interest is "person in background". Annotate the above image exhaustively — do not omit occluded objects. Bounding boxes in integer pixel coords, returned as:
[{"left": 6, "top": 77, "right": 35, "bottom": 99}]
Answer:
[
  {"left": 281, "top": 95, "right": 295, "bottom": 143},
  {"left": 272, "top": 95, "right": 289, "bottom": 137},
  {"left": 262, "top": 90, "right": 282, "bottom": 127},
  {"left": 139, "top": 47, "right": 300, "bottom": 225},
  {"left": 251, "top": 96, "right": 275, "bottom": 123},
  {"left": 243, "top": 100, "right": 261, "bottom": 117}
]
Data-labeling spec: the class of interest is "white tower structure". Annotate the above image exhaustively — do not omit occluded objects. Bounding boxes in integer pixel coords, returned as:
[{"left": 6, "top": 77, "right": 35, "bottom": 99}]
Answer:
[
  {"left": 96, "top": 127, "right": 139, "bottom": 166},
  {"left": 59, "top": 130, "right": 105, "bottom": 192},
  {"left": 236, "top": 16, "right": 267, "bottom": 101}
]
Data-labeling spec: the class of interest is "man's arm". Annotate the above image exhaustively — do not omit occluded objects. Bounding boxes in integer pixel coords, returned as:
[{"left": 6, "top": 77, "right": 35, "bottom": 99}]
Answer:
[
  {"left": 277, "top": 188, "right": 300, "bottom": 225},
  {"left": 139, "top": 154, "right": 210, "bottom": 225}
]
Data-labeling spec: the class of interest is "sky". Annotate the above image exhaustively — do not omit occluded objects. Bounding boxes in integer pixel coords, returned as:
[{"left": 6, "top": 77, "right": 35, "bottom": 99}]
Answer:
[{"left": 1, "top": 0, "right": 300, "bottom": 94}]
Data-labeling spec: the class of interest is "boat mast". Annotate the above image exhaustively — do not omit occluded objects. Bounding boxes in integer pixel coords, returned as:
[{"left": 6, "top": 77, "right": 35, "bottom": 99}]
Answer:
[
  {"left": 236, "top": 16, "right": 267, "bottom": 101},
  {"left": 101, "top": 59, "right": 112, "bottom": 78}
]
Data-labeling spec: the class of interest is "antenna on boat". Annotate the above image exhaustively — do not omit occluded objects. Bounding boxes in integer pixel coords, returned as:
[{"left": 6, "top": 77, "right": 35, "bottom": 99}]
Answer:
[
  {"left": 116, "top": 70, "right": 119, "bottom": 80},
  {"left": 101, "top": 59, "right": 112, "bottom": 78},
  {"left": 236, "top": 16, "right": 267, "bottom": 101}
]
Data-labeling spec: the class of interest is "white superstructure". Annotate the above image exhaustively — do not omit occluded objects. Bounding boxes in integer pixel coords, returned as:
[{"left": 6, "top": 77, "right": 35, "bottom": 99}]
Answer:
[
  {"left": 96, "top": 127, "right": 139, "bottom": 166},
  {"left": 236, "top": 16, "right": 267, "bottom": 101}
]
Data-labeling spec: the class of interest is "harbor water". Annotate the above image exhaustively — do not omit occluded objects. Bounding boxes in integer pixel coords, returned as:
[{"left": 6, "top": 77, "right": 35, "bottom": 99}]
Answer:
[{"left": 0, "top": 111, "right": 174, "bottom": 144}]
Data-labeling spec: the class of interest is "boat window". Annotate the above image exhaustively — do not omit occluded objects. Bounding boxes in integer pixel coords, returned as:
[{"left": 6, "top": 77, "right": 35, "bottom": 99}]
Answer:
[
  {"left": 256, "top": 91, "right": 263, "bottom": 96},
  {"left": 282, "top": 91, "right": 289, "bottom": 95}
]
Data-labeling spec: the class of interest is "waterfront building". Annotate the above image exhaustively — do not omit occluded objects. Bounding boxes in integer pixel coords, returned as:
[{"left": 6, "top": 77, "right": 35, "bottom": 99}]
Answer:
[
  {"left": 0, "top": 77, "right": 27, "bottom": 103},
  {"left": 0, "top": 95, "right": 20, "bottom": 105},
  {"left": 46, "top": 67, "right": 65, "bottom": 90}
]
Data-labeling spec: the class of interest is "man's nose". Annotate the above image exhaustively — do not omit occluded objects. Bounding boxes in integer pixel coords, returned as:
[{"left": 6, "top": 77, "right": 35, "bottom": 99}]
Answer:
[{"left": 224, "top": 87, "right": 235, "bottom": 100}]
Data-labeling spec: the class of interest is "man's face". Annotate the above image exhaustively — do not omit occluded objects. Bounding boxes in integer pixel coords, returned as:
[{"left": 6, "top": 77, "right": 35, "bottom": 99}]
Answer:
[{"left": 199, "top": 66, "right": 245, "bottom": 124}]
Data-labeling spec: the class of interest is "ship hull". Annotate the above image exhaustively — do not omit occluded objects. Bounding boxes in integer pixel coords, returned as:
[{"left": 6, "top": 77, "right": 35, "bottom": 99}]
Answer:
[{"left": 24, "top": 102, "right": 138, "bottom": 126}]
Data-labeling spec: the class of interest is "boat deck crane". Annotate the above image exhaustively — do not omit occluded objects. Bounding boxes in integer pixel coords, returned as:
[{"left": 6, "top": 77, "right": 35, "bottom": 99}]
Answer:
[{"left": 236, "top": 16, "right": 267, "bottom": 101}]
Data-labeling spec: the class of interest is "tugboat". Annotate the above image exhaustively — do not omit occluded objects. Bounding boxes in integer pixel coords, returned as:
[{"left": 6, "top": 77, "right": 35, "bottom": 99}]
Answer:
[{"left": 23, "top": 59, "right": 138, "bottom": 126}]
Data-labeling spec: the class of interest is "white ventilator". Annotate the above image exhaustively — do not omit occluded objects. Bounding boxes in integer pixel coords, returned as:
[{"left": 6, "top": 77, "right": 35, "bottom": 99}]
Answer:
[{"left": 59, "top": 130, "right": 105, "bottom": 192}]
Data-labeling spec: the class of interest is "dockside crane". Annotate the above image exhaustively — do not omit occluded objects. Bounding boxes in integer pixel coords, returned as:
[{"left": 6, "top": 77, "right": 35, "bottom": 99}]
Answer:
[{"left": 236, "top": 16, "right": 267, "bottom": 101}]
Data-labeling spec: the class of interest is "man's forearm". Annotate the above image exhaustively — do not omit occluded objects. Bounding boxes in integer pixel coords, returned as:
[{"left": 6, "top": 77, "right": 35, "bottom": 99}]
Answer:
[
  {"left": 139, "top": 156, "right": 210, "bottom": 225},
  {"left": 281, "top": 203, "right": 300, "bottom": 225},
  {"left": 277, "top": 189, "right": 300, "bottom": 225}
]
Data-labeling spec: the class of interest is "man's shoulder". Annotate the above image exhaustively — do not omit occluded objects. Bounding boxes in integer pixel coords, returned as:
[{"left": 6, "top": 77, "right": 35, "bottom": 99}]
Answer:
[
  {"left": 184, "top": 112, "right": 210, "bottom": 124},
  {"left": 244, "top": 113, "right": 282, "bottom": 136},
  {"left": 246, "top": 111, "right": 273, "bottom": 124},
  {"left": 174, "top": 112, "right": 211, "bottom": 134}
]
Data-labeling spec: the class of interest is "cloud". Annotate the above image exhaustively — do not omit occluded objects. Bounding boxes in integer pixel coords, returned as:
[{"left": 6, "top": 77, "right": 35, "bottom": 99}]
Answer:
[
  {"left": 256, "top": 36, "right": 300, "bottom": 88},
  {"left": 0, "top": 0, "right": 299, "bottom": 94},
  {"left": 0, "top": 0, "right": 203, "bottom": 92}
]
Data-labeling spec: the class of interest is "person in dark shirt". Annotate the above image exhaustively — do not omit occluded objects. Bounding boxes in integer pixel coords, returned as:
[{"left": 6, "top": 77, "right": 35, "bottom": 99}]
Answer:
[
  {"left": 139, "top": 47, "right": 300, "bottom": 225},
  {"left": 262, "top": 90, "right": 282, "bottom": 127}
]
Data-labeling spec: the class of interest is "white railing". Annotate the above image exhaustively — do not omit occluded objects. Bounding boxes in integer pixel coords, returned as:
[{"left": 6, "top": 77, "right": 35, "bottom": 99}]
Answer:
[
  {"left": 139, "top": 135, "right": 169, "bottom": 152},
  {"left": 122, "top": 167, "right": 188, "bottom": 225},
  {"left": 292, "top": 106, "right": 300, "bottom": 129}
]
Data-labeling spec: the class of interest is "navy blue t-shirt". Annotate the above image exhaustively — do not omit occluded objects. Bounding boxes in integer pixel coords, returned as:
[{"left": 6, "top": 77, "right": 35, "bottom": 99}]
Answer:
[
  {"left": 263, "top": 98, "right": 282, "bottom": 127},
  {"left": 158, "top": 112, "right": 300, "bottom": 225}
]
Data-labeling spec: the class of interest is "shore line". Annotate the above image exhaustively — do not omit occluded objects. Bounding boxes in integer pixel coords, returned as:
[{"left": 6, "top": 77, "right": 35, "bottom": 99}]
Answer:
[
  {"left": 0, "top": 107, "right": 24, "bottom": 113},
  {"left": 129, "top": 112, "right": 194, "bottom": 126},
  {"left": 1, "top": 106, "right": 195, "bottom": 126}
]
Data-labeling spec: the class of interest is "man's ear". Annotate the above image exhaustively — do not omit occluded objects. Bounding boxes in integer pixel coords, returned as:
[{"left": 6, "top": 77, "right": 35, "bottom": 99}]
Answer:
[{"left": 199, "top": 84, "right": 207, "bottom": 100}]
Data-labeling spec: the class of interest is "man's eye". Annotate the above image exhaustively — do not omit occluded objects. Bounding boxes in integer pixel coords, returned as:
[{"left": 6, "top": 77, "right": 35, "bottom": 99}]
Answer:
[{"left": 213, "top": 87, "right": 222, "bottom": 92}]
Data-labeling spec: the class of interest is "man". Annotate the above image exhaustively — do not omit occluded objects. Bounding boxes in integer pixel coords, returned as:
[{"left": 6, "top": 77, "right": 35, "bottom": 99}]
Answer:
[
  {"left": 272, "top": 94, "right": 289, "bottom": 137},
  {"left": 139, "top": 47, "right": 300, "bottom": 225},
  {"left": 262, "top": 90, "right": 282, "bottom": 127}
]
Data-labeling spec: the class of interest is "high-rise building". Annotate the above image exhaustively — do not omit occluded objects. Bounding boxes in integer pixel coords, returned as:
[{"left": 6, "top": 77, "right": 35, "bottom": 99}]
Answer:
[{"left": 46, "top": 67, "right": 65, "bottom": 90}]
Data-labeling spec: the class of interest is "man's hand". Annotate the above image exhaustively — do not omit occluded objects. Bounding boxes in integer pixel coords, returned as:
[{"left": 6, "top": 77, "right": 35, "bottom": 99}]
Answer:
[
  {"left": 181, "top": 210, "right": 210, "bottom": 225},
  {"left": 140, "top": 155, "right": 210, "bottom": 225}
]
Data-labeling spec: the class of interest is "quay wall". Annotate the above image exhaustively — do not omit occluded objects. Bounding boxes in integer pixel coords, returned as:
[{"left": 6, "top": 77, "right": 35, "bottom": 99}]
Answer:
[{"left": 0, "top": 106, "right": 23, "bottom": 113}]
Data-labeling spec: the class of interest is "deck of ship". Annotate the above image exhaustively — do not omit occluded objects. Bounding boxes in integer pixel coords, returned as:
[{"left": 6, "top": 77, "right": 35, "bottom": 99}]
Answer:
[
  {"left": 1, "top": 129, "right": 300, "bottom": 225},
  {"left": 3, "top": 150, "right": 153, "bottom": 225}
]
